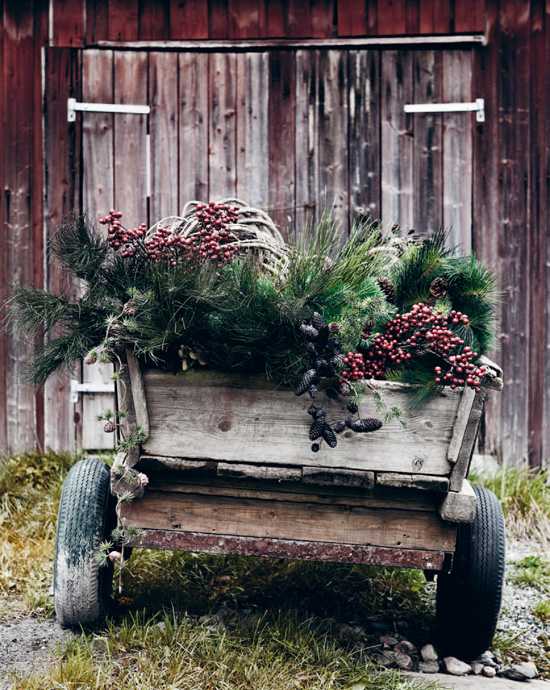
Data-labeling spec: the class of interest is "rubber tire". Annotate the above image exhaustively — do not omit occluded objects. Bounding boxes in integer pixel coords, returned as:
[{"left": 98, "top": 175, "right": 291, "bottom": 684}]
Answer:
[
  {"left": 54, "top": 457, "right": 115, "bottom": 628},
  {"left": 436, "top": 485, "right": 505, "bottom": 660}
]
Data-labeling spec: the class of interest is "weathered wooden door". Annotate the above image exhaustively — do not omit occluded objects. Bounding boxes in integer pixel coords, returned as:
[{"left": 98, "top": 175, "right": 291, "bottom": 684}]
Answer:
[{"left": 46, "top": 46, "right": 478, "bottom": 450}]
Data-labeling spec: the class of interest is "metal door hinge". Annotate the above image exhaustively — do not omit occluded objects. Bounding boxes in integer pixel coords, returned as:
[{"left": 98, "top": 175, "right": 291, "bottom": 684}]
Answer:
[
  {"left": 404, "top": 98, "right": 485, "bottom": 123},
  {"left": 70, "top": 379, "right": 115, "bottom": 403},
  {"left": 67, "top": 97, "right": 150, "bottom": 122}
]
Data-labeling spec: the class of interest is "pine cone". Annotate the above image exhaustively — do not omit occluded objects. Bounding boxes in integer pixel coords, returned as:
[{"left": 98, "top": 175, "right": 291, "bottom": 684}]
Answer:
[
  {"left": 351, "top": 417, "right": 383, "bottom": 433},
  {"left": 429, "top": 276, "right": 448, "bottom": 300},
  {"left": 311, "top": 443, "right": 320, "bottom": 453},
  {"left": 345, "top": 415, "right": 354, "bottom": 428},
  {"left": 311, "top": 312, "right": 325, "bottom": 330},
  {"left": 333, "top": 420, "right": 346, "bottom": 433},
  {"left": 300, "top": 323, "right": 319, "bottom": 340},
  {"left": 346, "top": 400, "right": 358, "bottom": 414},
  {"left": 325, "top": 387, "right": 340, "bottom": 400},
  {"left": 295, "top": 369, "right": 318, "bottom": 396},
  {"left": 309, "top": 419, "right": 325, "bottom": 440},
  {"left": 307, "top": 403, "right": 321, "bottom": 418},
  {"left": 103, "top": 420, "right": 116, "bottom": 433},
  {"left": 377, "top": 277, "right": 396, "bottom": 304},
  {"left": 322, "top": 424, "right": 338, "bottom": 448}
]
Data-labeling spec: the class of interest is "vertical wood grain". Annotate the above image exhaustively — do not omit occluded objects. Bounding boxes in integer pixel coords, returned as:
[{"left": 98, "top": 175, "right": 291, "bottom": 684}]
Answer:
[
  {"left": 208, "top": 0, "right": 230, "bottom": 38},
  {"left": 149, "top": 51, "right": 179, "bottom": 219},
  {"left": 455, "top": 0, "right": 486, "bottom": 33},
  {"left": 85, "top": 0, "right": 109, "bottom": 42},
  {"left": 442, "top": 50, "right": 473, "bottom": 252},
  {"left": 381, "top": 50, "right": 414, "bottom": 232},
  {"left": 318, "top": 50, "right": 348, "bottom": 233},
  {"left": 348, "top": 50, "right": 380, "bottom": 225},
  {"left": 208, "top": 52, "right": 237, "bottom": 199},
  {"left": 295, "top": 49, "right": 320, "bottom": 234},
  {"left": 419, "top": 0, "right": 452, "bottom": 34},
  {"left": 169, "top": 0, "right": 208, "bottom": 38},
  {"left": 52, "top": 0, "right": 85, "bottom": 46},
  {"left": 236, "top": 52, "right": 269, "bottom": 207},
  {"left": 108, "top": 0, "right": 139, "bottom": 41},
  {"left": 310, "top": 0, "right": 335, "bottom": 38},
  {"left": 179, "top": 53, "right": 208, "bottom": 206},
  {"left": 138, "top": 0, "right": 169, "bottom": 39},
  {"left": 229, "top": 0, "right": 266, "bottom": 38},
  {"left": 82, "top": 49, "right": 115, "bottom": 451},
  {"left": 265, "top": 1, "right": 286, "bottom": 37},
  {"left": 376, "top": 0, "right": 406, "bottom": 35},
  {"left": 337, "top": 0, "right": 367, "bottom": 36},
  {"left": 413, "top": 50, "right": 443, "bottom": 236},
  {"left": 267, "top": 50, "right": 296, "bottom": 237}
]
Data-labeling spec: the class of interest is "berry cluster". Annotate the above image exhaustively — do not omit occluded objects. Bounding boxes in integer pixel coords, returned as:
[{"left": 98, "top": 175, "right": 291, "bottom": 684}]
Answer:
[
  {"left": 99, "top": 202, "right": 242, "bottom": 266},
  {"left": 342, "top": 303, "right": 487, "bottom": 391}
]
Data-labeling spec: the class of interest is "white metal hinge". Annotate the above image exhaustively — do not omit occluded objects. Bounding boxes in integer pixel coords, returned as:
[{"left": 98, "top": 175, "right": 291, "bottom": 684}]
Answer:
[
  {"left": 404, "top": 98, "right": 485, "bottom": 123},
  {"left": 67, "top": 97, "right": 150, "bottom": 122},
  {"left": 70, "top": 379, "right": 115, "bottom": 403}
]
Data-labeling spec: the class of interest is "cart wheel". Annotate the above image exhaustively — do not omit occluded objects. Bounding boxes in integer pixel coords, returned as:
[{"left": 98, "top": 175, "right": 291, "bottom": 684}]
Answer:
[
  {"left": 436, "top": 485, "right": 505, "bottom": 659},
  {"left": 54, "top": 457, "right": 115, "bottom": 628}
]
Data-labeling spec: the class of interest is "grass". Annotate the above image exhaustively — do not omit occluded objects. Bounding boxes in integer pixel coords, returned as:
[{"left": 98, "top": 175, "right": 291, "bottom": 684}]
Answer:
[
  {"left": 532, "top": 599, "right": 550, "bottom": 624},
  {"left": 510, "top": 555, "right": 550, "bottom": 593}
]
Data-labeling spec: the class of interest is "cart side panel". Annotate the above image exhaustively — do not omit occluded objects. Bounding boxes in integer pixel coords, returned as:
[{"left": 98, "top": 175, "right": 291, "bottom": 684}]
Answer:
[{"left": 140, "top": 370, "right": 462, "bottom": 476}]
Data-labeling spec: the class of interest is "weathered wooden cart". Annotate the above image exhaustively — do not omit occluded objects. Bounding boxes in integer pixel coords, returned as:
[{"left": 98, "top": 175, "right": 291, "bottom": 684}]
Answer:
[{"left": 54, "top": 354, "right": 504, "bottom": 659}]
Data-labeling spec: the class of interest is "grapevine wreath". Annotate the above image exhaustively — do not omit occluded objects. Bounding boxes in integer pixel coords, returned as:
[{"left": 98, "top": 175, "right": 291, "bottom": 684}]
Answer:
[{"left": 9, "top": 199, "right": 497, "bottom": 453}]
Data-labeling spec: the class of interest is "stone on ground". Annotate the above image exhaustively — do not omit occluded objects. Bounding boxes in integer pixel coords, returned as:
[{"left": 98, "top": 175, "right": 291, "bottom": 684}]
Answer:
[
  {"left": 471, "top": 662, "right": 483, "bottom": 675},
  {"left": 482, "top": 666, "right": 497, "bottom": 678},
  {"left": 500, "top": 661, "right": 538, "bottom": 681},
  {"left": 419, "top": 660, "right": 439, "bottom": 674},
  {"left": 395, "top": 640, "right": 416, "bottom": 655},
  {"left": 394, "top": 651, "right": 413, "bottom": 671},
  {"left": 443, "top": 657, "right": 471, "bottom": 676},
  {"left": 420, "top": 643, "right": 438, "bottom": 662}
]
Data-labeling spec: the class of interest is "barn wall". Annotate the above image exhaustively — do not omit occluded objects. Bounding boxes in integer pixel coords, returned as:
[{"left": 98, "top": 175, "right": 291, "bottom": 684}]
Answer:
[{"left": 0, "top": 0, "right": 548, "bottom": 469}]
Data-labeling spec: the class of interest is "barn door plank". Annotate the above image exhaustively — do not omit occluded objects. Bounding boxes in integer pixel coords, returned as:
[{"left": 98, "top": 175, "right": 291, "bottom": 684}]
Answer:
[
  {"left": 349, "top": 50, "right": 381, "bottom": 226},
  {"left": 236, "top": 52, "right": 269, "bottom": 208},
  {"left": 267, "top": 51, "right": 296, "bottom": 238},
  {"left": 209, "top": 53, "right": 238, "bottom": 199},
  {"left": 179, "top": 53, "right": 208, "bottom": 206},
  {"left": 381, "top": 50, "right": 414, "bottom": 232},
  {"left": 318, "top": 50, "right": 349, "bottom": 235},
  {"left": 442, "top": 50, "right": 474, "bottom": 252},
  {"left": 114, "top": 51, "right": 148, "bottom": 227},
  {"left": 149, "top": 52, "right": 179, "bottom": 220},
  {"left": 295, "top": 49, "right": 320, "bottom": 235},
  {"left": 413, "top": 50, "right": 443, "bottom": 236},
  {"left": 82, "top": 49, "right": 115, "bottom": 451}
]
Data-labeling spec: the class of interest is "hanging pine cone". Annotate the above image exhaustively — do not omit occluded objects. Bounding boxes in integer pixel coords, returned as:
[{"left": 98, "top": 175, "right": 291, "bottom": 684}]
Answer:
[
  {"left": 295, "top": 369, "right": 318, "bottom": 395},
  {"left": 351, "top": 417, "right": 383, "bottom": 433},
  {"left": 322, "top": 424, "right": 337, "bottom": 448},
  {"left": 311, "top": 312, "right": 325, "bottom": 330},
  {"left": 333, "top": 420, "right": 346, "bottom": 433},
  {"left": 309, "top": 419, "right": 325, "bottom": 440},
  {"left": 300, "top": 323, "right": 319, "bottom": 340},
  {"left": 307, "top": 403, "right": 321, "bottom": 418},
  {"left": 311, "top": 443, "right": 320, "bottom": 453},
  {"left": 377, "top": 277, "right": 396, "bottom": 304},
  {"left": 429, "top": 276, "right": 448, "bottom": 300},
  {"left": 345, "top": 415, "right": 354, "bottom": 428},
  {"left": 103, "top": 420, "right": 116, "bottom": 433}
]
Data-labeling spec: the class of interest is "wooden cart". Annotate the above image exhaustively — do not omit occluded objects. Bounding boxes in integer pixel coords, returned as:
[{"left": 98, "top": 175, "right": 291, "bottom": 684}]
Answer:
[{"left": 54, "top": 355, "right": 505, "bottom": 659}]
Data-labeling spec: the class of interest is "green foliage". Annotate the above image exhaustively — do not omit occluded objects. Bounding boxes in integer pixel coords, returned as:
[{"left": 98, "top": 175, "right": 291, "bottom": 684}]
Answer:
[
  {"left": 6, "top": 213, "right": 496, "bottom": 395},
  {"left": 510, "top": 556, "right": 550, "bottom": 593},
  {"left": 533, "top": 598, "right": 550, "bottom": 623}
]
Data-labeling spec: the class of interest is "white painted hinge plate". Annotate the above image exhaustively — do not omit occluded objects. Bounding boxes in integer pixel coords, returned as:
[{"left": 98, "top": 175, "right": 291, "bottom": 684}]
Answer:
[
  {"left": 67, "top": 97, "right": 150, "bottom": 122},
  {"left": 70, "top": 379, "right": 115, "bottom": 403},
  {"left": 404, "top": 98, "right": 485, "bottom": 122}
]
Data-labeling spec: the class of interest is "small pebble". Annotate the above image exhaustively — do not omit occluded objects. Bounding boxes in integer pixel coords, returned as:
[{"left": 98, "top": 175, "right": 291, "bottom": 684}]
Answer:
[
  {"left": 471, "top": 662, "right": 483, "bottom": 675},
  {"left": 419, "top": 660, "right": 439, "bottom": 674},
  {"left": 500, "top": 661, "right": 538, "bottom": 681},
  {"left": 483, "top": 666, "right": 496, "bottom": 678},
  {"left": 420, "top": 643, "right": 438, "bottom": 662},
  {"left": 395, "top": 640, "right": 416, "bottom": 655},
  {"left": 379, "top": 635, "right": 399, "bottom": 648},
  {"left": 394, "top": 652, "right": 413, "bottom": 671},
  {"left": 443, "top": 656, "right": 471, "bottom": 676}
]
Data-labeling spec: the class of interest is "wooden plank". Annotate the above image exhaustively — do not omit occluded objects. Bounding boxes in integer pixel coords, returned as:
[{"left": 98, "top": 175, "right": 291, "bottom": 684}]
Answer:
[
  {"left": 208, "top": 52, "right": 238, "bottom": 199},
  {"left": 337, "top": 0, "right": 368, "bottom": 37},
  {"left": 43, "top": 48, "right": 82, "bottom": 452},
  {"left": 287, "top": 0, "right": 312, "bottom": 38},
  {"left": 2, "top": 1, "right": 37, "bottom": 453},
  {"left": 142, "top": 370, "right": 461, "bottom": 474},
  {"left": 149, "top": 51, "right": 179, "bottom": 219},
  {"left": 208, "top": 0, "right": 230, "bottom": 39},
  {"left": 85, "top": 0, "right": 109, "bottom": 43},
  {"left": 449, "top": 388, "right": 487, "bottom": 491},
  {"left": 442, "top": 50, "right": 474, "bottom": 252},
  {"left": 381, "top": 50, "right": 414, "bottom": 232},
  {"left": 126, "top": 350, "right": 149, "bottom": 436},
  {"left": 412, "top": 50, "right": 443, "bottom": 235},
  {"left": 419, "top": 0, "right": 452, "bottom": 34},
  {"left": 302, "top": 466, "right": 375, "bottom": 488},
  {"left": 130, "top": 530, "right": 450, "bottom": 570},
  {"left": 295, "top": 49, "right": 319, "bottom": 234},
  {"left": 178, "top": 52, "right": 208, "bottom": 205},
  {"left": 375, "top": 472, "right": 449, "bottom": 492},
  {"left": 236, "top": 52, "right": 269, "bottom": 207},
  {"left": 405, "top": 0, "right": 420, "bottom": 34},
  {"left": 52, "top": 0, "right": 85, "bottom": 46},
  {"left": 376, "top": 0, "right": 406, "bottom": 35},
  {"left": 82, "top": 49, "right": 115, "bottom": 451},
  {"left": 169, "top": 0, "right": 208, "bottom": 39},
  {"left": 229, "top": 0, "right": 266, "bottom": 38},
  {"left": 122, "top": 490, "right": 457, "bottom": 551},
  {"left": 439, "top": 479, "right": 476, "bottom": 523},
  {"left": 497, "top": 0, "right": 530, "bottom": 467},
  {"left": 113, "top": 50, "right": 148, "bottom": 226},
  {"left": 217, "top": 462, "right": 302, "bottom": 483},
  {"left": 107, "top": 0, "right": 139, "bottom": 41},
  {"left": 138, "top": 0, "right": 169, "bottom": 40},
  {"left": 265, "top": 1, "right": 286, "bottom": 38},
  {"left": 310, "top": 0, "right": 335, "bottom": 38},
  {"left": 349, "top": 50, "right": 380, "bottom": 224},
  {"left": 447, "top": 385, "right": 476, "bottom": 464},
  {"left": 454, "top": 0, "right": 486, "bottom": 33},
  {"left": 267, "top": 50, "right": 296, "bottom": 237},
  {"left": 317, "top": 49, "right": 349, "bottom": 233}
]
